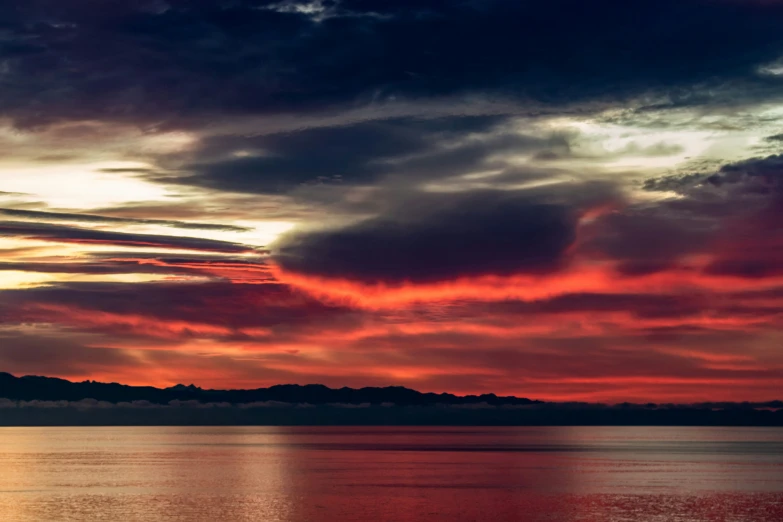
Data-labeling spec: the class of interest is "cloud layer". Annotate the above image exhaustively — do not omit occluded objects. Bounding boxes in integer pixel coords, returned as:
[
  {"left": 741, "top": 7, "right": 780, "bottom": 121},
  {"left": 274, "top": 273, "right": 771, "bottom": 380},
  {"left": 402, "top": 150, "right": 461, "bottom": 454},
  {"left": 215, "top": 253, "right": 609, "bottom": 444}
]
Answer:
[{"left": 3, "top": 0, "right": 783, "bottom": 128}]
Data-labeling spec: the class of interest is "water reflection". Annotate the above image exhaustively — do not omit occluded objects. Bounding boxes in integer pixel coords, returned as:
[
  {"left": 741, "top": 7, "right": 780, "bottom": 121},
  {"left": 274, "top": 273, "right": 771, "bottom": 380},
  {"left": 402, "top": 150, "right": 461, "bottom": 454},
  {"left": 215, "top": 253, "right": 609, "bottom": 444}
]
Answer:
[{"left": 0, "top": 426, "right": 781, "bottom": 521}]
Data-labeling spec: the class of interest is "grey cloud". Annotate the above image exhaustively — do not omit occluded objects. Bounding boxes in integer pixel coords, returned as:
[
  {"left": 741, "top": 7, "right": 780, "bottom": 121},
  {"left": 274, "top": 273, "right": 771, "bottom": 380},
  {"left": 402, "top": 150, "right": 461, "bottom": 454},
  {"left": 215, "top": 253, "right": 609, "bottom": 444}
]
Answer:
[
  {"left": 0, "top": 220, "right": 257, "bottom": 253},
  {"left": 0, "top": 208, "right": 252, "bottom": 232},
  {"left": 274, "top": 186, "right": 616, "bottom": 283},
  {"left": 588, "top": 154, "right": 783, "bottom": 274},
  {"left": 154, "top": 116, "right": 554, "bottom": 194}
]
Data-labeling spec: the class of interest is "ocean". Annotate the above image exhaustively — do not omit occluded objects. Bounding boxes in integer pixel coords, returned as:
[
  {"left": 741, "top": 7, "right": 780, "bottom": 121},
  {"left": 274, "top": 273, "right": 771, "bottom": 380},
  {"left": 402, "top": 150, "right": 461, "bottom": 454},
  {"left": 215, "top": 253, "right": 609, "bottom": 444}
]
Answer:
[{"left": 1, "top": 426, "right": 782, "bottom": 521}]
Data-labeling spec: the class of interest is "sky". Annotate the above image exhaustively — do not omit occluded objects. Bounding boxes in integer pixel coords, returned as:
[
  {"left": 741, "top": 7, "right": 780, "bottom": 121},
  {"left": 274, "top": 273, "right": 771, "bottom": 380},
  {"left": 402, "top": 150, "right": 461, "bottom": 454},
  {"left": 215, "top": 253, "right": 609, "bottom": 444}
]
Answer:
[{"left": 1, "top": 0, "right": 783, "bottom": 403}]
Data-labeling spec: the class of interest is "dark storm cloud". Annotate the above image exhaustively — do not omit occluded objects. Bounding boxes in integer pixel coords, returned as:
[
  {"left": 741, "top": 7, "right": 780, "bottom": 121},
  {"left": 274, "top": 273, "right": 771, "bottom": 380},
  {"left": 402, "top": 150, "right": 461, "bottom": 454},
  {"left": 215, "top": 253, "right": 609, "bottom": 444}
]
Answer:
[
  {"left": 160, "top": 116, "right": 568, "bottom": 193},
  {"left": 590, "top": 154, "right": 783, "bottom": 276},
  {"left": 646, "top": 154, "right": 783, "bottom": 192},
  {"left": 584, "top": 207, "right": 714, "bottom": 267},
  {"left": 273, "top": 190, "right": 599, "bottom": 283},
  {"left": 0, "top": 220, "right": 257, "bottom": 253},
  {"left": 695, "top": 155, "right": 783, "bottom": 278},
  {"left": 643, "top": 154, "right": 783, "bottom": 213},
  {"left": 1, "top": 0, "right": 783, "bottom": 128},
  {"left": 0, "top": 208, "right": 251, "bottom": 232}
]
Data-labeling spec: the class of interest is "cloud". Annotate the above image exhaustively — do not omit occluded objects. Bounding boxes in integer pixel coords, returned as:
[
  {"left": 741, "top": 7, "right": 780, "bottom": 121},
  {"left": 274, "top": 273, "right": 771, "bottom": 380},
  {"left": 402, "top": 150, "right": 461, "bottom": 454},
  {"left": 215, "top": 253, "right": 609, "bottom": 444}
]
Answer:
[
  {"left": 157, "top": 115, "right": 543, "bottom": 194},
  {"left": 0, "top": 256, "right": 272, "bottom": 282},
  {"left": 0, "top": 326, "right": 323, "bottom": 391},
  {"left": 0, "top": 280, "right": 356, "bottom": 337},
  {"left": 583, "top": 154, "right": 783, "bottom": 276},
  {"left": 273, "top": 189, "right": 608, "bottom": 284},
  {"left": 258, "top": 152, "right": 783, "bottom": 319},
  {"left": 0, "top": 208, "right": 252, "bottom": 232},
  {"left": 0, "top": 331, "right": 142, "bottom": 377},
  {"left": 0, "top": 220, "right": 257, "bottom": 253},
  {"left": 1, "top": 270, "right": 781, "bottom": 403},
  {"left": 88, "top": 193, "right": 319, "bottom": 223},
  {"left": 1, "top": 0, "right": 783, "bottom": 129}
]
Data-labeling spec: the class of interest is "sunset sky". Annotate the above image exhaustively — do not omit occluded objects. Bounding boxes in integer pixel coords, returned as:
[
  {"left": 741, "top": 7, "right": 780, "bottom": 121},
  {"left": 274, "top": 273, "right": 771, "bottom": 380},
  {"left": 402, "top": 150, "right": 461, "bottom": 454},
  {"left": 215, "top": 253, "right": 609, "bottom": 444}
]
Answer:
[{"left": 2, "top": 0, "right": 783, "bottom": 402}]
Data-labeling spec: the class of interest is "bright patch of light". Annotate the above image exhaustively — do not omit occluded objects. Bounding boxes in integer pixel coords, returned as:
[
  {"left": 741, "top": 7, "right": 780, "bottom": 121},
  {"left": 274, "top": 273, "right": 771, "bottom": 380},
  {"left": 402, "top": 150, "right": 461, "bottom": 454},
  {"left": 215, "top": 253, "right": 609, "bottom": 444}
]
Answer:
[
  {"left": 239, "top": 221, "right": 296, "bottom": 246},
  {"left": 0, "top": 271, "right": 58, "bottom": 289},
  {"left": 557, "top": 120, "right": 714, "bottom": 169},
  {"left": 137, "top": 131, "right": 197, "bottom": 153},
  {"left": 0, "top": 270, "right": 204, "bottom": 289},
  {"left": 0, "top": 162, "right": 171, "bottom": 207},
  {"left": 123, "top": 220, "right": 295, "bottom": 249},
  {"left": 422, "top": 175, "right": 570, "bottom": 193},
  {"left": 759, "top": 62, "right": 783, "bottom": 76},
  {"left": 0, "top": 120, "right": 197, "bottom": 162}
]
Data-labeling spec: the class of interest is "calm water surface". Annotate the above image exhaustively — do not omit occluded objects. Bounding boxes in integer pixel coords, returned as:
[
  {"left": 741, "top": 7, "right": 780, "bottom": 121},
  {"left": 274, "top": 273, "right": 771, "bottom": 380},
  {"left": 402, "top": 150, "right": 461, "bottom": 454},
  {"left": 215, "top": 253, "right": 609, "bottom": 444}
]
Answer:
[{"left": 1, "top": 426, "right": 782, "bottom": 521}]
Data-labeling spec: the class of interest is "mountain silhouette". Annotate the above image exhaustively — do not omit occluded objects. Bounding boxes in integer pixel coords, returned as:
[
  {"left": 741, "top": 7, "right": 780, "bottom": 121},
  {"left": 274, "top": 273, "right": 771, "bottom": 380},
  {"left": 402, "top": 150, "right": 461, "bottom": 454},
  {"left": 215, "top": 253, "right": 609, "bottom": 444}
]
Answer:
[
  {"left": 0, "top": 372, "right": 540, "bottom": 406},
  {"left": 1, "top": 372, "right": 781, "bottom": 426}
]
